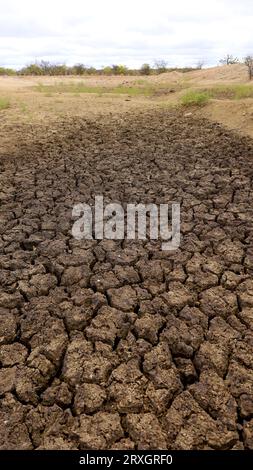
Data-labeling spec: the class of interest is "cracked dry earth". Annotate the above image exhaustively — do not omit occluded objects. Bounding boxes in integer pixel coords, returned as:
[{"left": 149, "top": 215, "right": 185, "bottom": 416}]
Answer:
[{"left": 0, "top": 109, "right": 253, "bottom": 451}]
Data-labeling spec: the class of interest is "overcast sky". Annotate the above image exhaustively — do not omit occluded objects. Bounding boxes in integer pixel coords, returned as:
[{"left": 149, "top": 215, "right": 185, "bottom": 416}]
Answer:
[{"left": 0, "top": 0, "right": 252, "bottom": 69}]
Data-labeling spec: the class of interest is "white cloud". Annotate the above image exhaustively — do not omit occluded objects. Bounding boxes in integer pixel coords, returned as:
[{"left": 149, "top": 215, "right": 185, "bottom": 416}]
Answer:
[{"left": 0, "top": 0, "right": 252, "bottom": 68}]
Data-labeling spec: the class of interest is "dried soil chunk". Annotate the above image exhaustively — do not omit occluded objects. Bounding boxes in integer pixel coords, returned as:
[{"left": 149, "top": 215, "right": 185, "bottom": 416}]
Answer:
[
  {"left": 243, "top": 419, "right": 253, "bottom": 449},
  {"left": 0, "top": 311, "right": 17, "bottom": 345},
  {"left": 62, "top": 338, "right": 116, "bottom": 386},
  {"left": 76, "top": 412, "right": 124, "bottom": 449},
  {"left": 0, "top": 395, "right": 32, "bottom": 450},
  {"left": 61, "top": 266, "right": 90, "bottom": 287},
  {"left": 86, "top": 306, "right": 136, "bottom": 345},
  {"left": 166, "top": 392, "right": 238, "bottom": 450},
  {"left": 125, "top": 413, "right": 167, "bottom": 449},
  {"left": 26, "top": 404, "right": 75, "bottom": 448},
  {"left": 200, "top": 286, "right": 237, "bottom": 319},
  {"left": 107, "top": 286, "right": 137, "bottom": 312},
  {"left": 162, "top": 283, "right": 193, "bottom": 310},
  {"left": 189, "top": 370, "right": 237, "bottom": 429},
  {"left": 0, "top": 367, "right": 17, "bottom": 395},
  {"left": 108, "top": 359, "right": 147, "bottom": 413},
  {"left": 134, "top": 313, "right": 165, "bottom": 344},
  {"left": 194, "top": 341, "right": 229, "bottom": 377},
  {"left": 74, "top": 383, "right": 106, "bottom": 414},
  {"left": 0, "top": 343, "right": 28, "bottom": 366}
]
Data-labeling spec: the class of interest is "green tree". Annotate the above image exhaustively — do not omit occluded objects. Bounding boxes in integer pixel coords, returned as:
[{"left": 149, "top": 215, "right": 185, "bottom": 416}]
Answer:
[
  {"left": 72, "top": 63, "right": 87, "bottom": 75},
  {"left": 111, "top": 64, "right": 128, "bottom": 75},
  {"left": 53, "top": 64, "right": 68, "bottom": 75},
  {"left": 20, "top": 63, "right": 43, "bottom": 75},
  {"left": 102, "top": 66, "right": 113, "bottom": 75},
  {"left": 140, "top": 63, "right": 151, "bottom": 75},
  {"left": 0, "top": 67, "right": 15, "bottom": 75},
  {"left": 86, "top": 67, "right": 97, "bottom": 75}
]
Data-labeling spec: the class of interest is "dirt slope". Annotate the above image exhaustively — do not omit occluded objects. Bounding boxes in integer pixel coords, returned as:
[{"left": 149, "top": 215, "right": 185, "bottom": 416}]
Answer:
[
  {"left": 198, "top": 99, "right": 253, "bottom": 139},
  {"left": 155, "top": 64, "right": 250, "bottom": 84},
  {"left": 0, "top": 110, "right": 253, "bottom": 450}
]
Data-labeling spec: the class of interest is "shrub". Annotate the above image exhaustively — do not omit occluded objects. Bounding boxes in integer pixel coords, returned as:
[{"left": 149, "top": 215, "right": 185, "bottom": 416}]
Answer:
[
  {"left": 20, "top": 63, "right": 43, "bottom": 75},
  {"left": 102, "top": 66, "right": 113, "bottom": 75},
  {"left": 111, "top": 65, "right": 128, "bottom": 75},
  {"left": 140, "top": 63, "right": 151, "bottom": 75},
  {"left": 0, "top": 67, "right": 15, "bottom": 76},
  {"left": 20, "top": 61, "right": 70, "bottom": 76},
  {"left": 181, "top": 90, "right": 209, "bottom": 107},
  {"left": 0, "top": 97, "right": 10, "bottom": 110},
  {"left": 52, "top": 64, "right": 69, "bottom": 75},
  {"left": 71, "top": 64, "right": 87, "bottom": 75},
  {"left": 86, "top": 67, "right": 98, "bottom": 75},
  {"left": 233, "top": 84, "right": 253, "bottom": 98},
  {"left": 199, "top": 85, "right": 253, "bottom": 100}
]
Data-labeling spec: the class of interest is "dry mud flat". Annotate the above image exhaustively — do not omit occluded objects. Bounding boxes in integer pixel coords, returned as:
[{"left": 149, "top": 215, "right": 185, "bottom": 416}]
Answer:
[{"left": 0, "top": 109, "right": 253, "bottom": 450}]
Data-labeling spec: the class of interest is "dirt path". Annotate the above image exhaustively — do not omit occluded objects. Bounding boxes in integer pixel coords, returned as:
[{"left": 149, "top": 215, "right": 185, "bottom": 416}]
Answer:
[{"left": 0, "top": 109, "right": 253, "bottom": 450}]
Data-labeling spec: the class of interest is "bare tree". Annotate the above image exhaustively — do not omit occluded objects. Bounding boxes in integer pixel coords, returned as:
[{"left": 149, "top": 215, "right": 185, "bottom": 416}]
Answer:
[
  {"left": 244, "top": 55, "right": 253, "bottom": 80},
  {"left": 219, "top": 54, "right": 239, "bottom": 65},
  {"left": 196, "top": 60, "right": 205, "bottom": 69},
  {"left": 154, "top": 59, "right": 167, "bottom": 74}
]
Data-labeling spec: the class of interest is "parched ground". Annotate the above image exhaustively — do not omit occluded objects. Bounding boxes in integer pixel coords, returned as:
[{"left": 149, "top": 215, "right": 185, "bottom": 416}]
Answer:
[
  {"left": 0, "top": 109, "right": 253, "bottom": 450},
  {"left": 1, "top": 64, "right": 253, "bottom": 141}
]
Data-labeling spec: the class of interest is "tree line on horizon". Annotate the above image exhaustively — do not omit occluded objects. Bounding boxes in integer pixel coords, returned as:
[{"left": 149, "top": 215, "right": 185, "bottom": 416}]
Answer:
[
  {"left": 0, "top": 55, "right": 252, "bottom": 79},
  {"left": 0, "top": 60, "right": 198, "bottom": 76}
]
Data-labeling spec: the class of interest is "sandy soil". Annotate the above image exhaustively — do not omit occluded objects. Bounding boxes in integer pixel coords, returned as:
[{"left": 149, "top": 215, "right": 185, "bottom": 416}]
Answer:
[
  {"left": 198, "top": 99, "right": 253, "bottom": 138},
  {"left": 0, "top": 63, "right": 250, "bottom": 89},
  {"left": 0, "top": 64, "right": 253, "bottom": 140}
]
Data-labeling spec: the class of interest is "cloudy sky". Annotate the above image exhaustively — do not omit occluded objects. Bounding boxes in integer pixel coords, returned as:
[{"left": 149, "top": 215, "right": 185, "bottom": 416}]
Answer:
[{"left": 0, "top": 0, "right": 252, "bottom": 69}]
